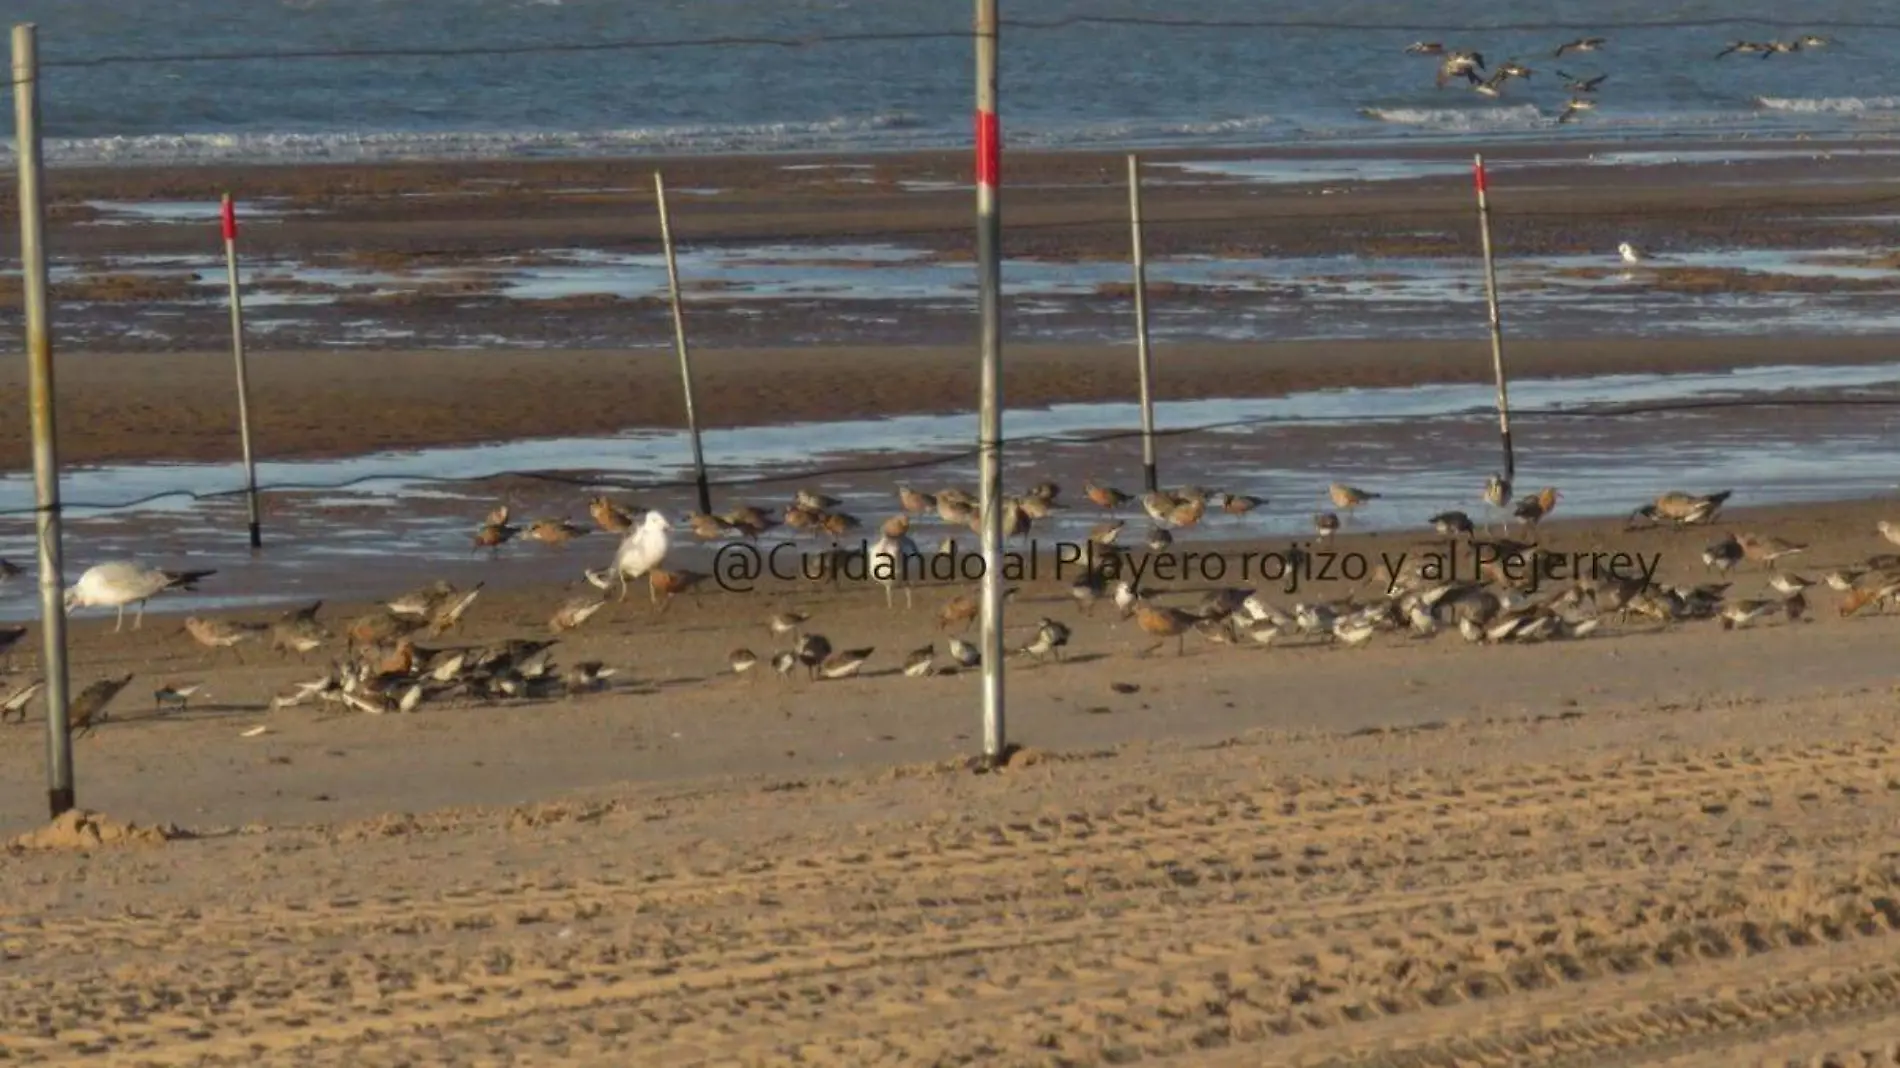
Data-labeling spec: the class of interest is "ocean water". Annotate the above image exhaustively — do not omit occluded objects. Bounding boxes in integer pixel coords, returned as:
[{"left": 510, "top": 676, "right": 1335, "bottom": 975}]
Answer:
[{"left": 5, "top": 0, "right": 1900, "bottom": 166}]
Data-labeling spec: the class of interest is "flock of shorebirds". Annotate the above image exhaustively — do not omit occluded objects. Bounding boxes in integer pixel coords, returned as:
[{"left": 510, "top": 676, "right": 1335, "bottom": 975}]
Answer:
[
  {"left": 1403, "top": 32, "right": 1831, "bottom": 125},
  {"left": 4, "top": 470, "right": 1900, "bottom": 736}
]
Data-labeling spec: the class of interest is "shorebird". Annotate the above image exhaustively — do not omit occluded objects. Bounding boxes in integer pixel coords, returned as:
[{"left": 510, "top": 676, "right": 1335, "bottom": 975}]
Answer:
[
  {"left": 729, "top": 648, "right": 759, "bottom": 679},
  {"left": 1799, "top": 34, "right": 1829, "bottom": 49},
  {"left": 1719, "top": 599, "right": 1781, "bottom": 630},
  {"left": 1513, "top": 487, "right": 1560, "bottom": 531},
  {"left": 1617, "top": 241, "right": 1653, "bottom": 265},
  {"left": 686, "top": 512, "right": 734, "bottom": 541},
  {"left": 471, "top": 517, "right": 520, "bottom": 555},
  {"left": 427, "top": 584, "right": 483, "bottom": 636},
  {"left": 153, "top": 682, "right": 204, "bottom": 714},
  {"left": 1557, "top": 98, "right": 1596, "bottom": 124},
  {"left": 1765, "top": 39, "right": 1802, "bottom": 56},
  {"left": 1878, "top": 520, "right": 1900, "bottom": 548},
  {"left": 1, "top": 677, "right": 44, "bottom": 723},
  {"left": 1430, "top": 510, "right": 1475, "bottom": 538},
  {"left": 1405, "top": 41, "right": 1445, "bottom": 55},
  {"left": 722, "top": 504, "right": 778, "bottom": 541},
  {"left": 819, "top": 647, "right": 873, "bottom": 680},
  {"left": 1634, "top": 489, "right": 1732, "bottom": 528},
  {"left": 271, "top": 600, "right": 330, "bottom": 660},
  {"left": 549, "top": 594, "right": 608, "bottom": 633},
  {"left": 1146, "top": 528, "right": 1173, "bottom": 552},
  {"left": 66, "top": 562, "right": 217, "bottom": 632},
  {"left": 1221, "top": 493, "right": 1264, "bottom": 519},
  {"left": 1558, "top": 70, "right": 1607, "bottom": 92},
  {"left": 1552, "top": 36, "right": 1605, "bottom": 58},
  {"left": 794, "top": 489, "right": 842, "bottom": 512},
  {"left": 1089, "top": 520, "right": 1125, "bottom": 548},
  {"left": 771, "top": 651, "right": 798, "bottom": 680},
  {"left": 1329, "top": 482, "right": 1379, "bottom": 519},
  {"left": 1332, "top": 618, "right": 1378, "bottom": 648},
  {"left": 1314, "top": 512, "right": 1340, "bottom": 540},
  {"left": 1716, "top": 40, "right": 1775, "bottom": 59},
  {"left": 1770, "top": 573, "right": 1813, "bottom": 597},
  {"left": 769, "top": 611, "right": 810, "bottom": 638},
  {"left": 648, "top": 568, "right": 708, "bottom": 612},
  {"left": 1085, "top": 481, "right": 1132, "bottom": 510},
  {"left": 564, "top": 661, "right": 617, "bottom": 696},
  {"left": 1738, "top": 533, "right": 1807, "bottom": 568},
  {"left": 1496, "top": 60, "right": 1534, "bottom": 79},
  {"left": 1702, "top": 533, "right": 1744, "bottom": 574},
  {"left": 1026, "top": 480, "right": 1061, "bottom": 504},
  {"left": 589, "top": 496, "right": 635, "bottom": 533},
  {"left": 903, "top": 644, "right": 937, "bottom": 677},
  {"left": 896, "top": 485, "right": 937, "bottom": 515},
  {"left": 1482, "top": 473, "right": 1512, "bottom": 527},
  {"left": 1436, "top": 50, "right": 1485, "bottom": 87},
  {"left": 1473, "top": 70, "right": 1512, "bottom": 98},
  {"left": 69, "top": 674, "right": 134, "bottom": 738},
  {"left": 795, "top": 633, "right": 832, "bottom": 680},
  {"left": 528, "top": 518, "right": 589, "bottom": 546},
  {"left": 1019, "top": 618, "right": 1071, "bottom": 662},
  {"left": 939, "top": 593, "right": 980, "bottom": 632},
  {"left": 1133, "top": 600, "right": 1199, "bottom": 657},
  {"left": 386, "top": 580, "right": 456, "bottom": 619},
  {"left": 947, "top": 635, "right": 980, "bottom": 670},
  {"left": 1825, "top": 568, "right": 1866, "bottom": 592},
  {"left": 612, "top": 509, "right": 671, "bottom": 601}
]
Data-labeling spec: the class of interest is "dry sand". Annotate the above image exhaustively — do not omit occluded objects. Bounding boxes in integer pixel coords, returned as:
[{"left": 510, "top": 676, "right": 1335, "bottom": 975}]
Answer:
[
  {"left": 6, "top": 501, "right": 1900, "bottom": 1063},
  {"left": 4, "top": 335, "right": 1898, "bottom": 469}
]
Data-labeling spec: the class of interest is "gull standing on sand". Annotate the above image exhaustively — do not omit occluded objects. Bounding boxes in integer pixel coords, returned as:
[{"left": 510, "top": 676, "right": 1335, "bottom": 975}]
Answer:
[
  {"left": 66, "top": 562, "right": 217, "bottom": 632},
  {"left": 612, "top": 510, "right": 671, "bottom": 601}
]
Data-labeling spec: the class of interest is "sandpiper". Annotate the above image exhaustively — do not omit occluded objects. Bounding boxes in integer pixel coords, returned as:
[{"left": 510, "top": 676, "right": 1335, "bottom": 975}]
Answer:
[
  {"left": 485, "top": 504, "right": 512, "bottom": 527},
  {"left": 69, "top": 673, "right": 134, "bottom": 738},
  {"left": 427, "top": 584, "right": 483, "bottom": 636},
  {"left": 687, "top": 512, "right": 734, "bottom": 541},
  {"left": 1027, "top": 480, "right": 1061, "bottom": 504},
  {"left": 896, "top": 485, "right": 937, "bottom": 515},
  {"left": 794, "top": 633, "right": 832, "bottom": 679},
  {"left": 472, "top": 520, "right": 519, "bottom": 555},
  {"left": 1019, "top": 617, "right": 1071, "bottom": 662},
  {"left": 184, "top": 616, "right": 268, "bottom": 663},
  {"left": 1824, "top": 568, "right": 1865, "bottom": 592},
  {"left": 1552, "top": 36, "right": 1604, "bottom": 58},
  {"left": 819, "top": 647, "right": 874, "bottom": 680},
  {"left": 795, "top": 489, "right": 842, "bottom": 512},
  {"left": 1146, "top": 527, "right": 1173, "bottom": 552},
  {"left": 723, "top": 504, "right": 778, "bottom": 541},
  {"left": 1089, "top": 520, "right": 1125, "bottom": 547},
  {"left": 153, "top": 682, "right": 204, "bottom": 714},
  {"left": 1513, "top": 487, "right": 1560, "bottom": 531},
  {"left": 0, "top": 625, "right": 24, "bottom": 667},
  {"left": 589, "top": 496, "right": 635, "bottom": 533},
  {"left": 1878, "top": 520, "right": 1900, "bottom": 549},
  {"left": 1430, "top": 510, "right": 1475, "bottom": 538},
  {"left": 1071, "top": 567, "right": 1108, "bottom": 615},
  {"left": 939, "top": 593, "right": 980, "bottom": 632},
  {"left": 1637, "top": 489, "right": 1732, "bottom": 528},
  {"left": 1770, "top": 573, "right": 1812, "bottom": 597},
  {"left": 903, "top": 644, "right": 936, "bottom": 677},
  {"left": 528, "top": 518, "right": 589, "bottom": 546},
  {"left": 822, "top": 511, "right": 863, "bottom": 541},
  {"left": 1333, "top": 618, "right": 1377, "bottom": 648},
  {"left": 1719, "top": 599, "right": 1780, "bottom": 630},
  {"left": 1133, "top": 600, "right": 1199, "bottom": 657},
  {"left": 771, "top": 650, "right": 798, "bottom": 680},
  {"left": 648, "top": 568, "right": 708, "bottom": 612},
  {"left": 1, "top": 677, "right": 44, "bottom": 724},
  {"left": 549, "top": 594, "right": 608, "bottom": 633},
  {"left": 1221, "top": 493, "right": 1264, "bottom": 518},
  {"left": 1702, "top": 534, "right": 1744, "bottom": 573},
  {"left": 1557, "top": 98, "right": 1596, "bottom": 124},
  {"left": 729, "top": 647, "right": 759, "bottom": 678},
  {"left": 1314, "top": 512, "right": 1340, "bottom": 540},
  {"left": 1716, "top": 40, "right": 1773, "bottom": 59},
  {"left": 1558, "top": 70, "right": 1607, "bottom": 92},
  {"left": 1482, "top": 473, "right": 1512, "bottom": 524},
  {"left": 387, "top": 580, "right": 456, "bottom": 619},
  {"left": 1329, "top": 482, "right": 1379, "bottom": 517},
  {"left": 947, "top": 636, "right": 980, "bottom": 670},
  {"left": 1085, "top": 481, "right": 1132, "bottom": 510},
  {"left": 612, "top": 509, "right": 672, "bottom": 601},
  {"left": 564, "top": 661, "right": 617, "bottom": 696},
  {"left": 1737, "top": 533, "right": 1807, "bottom": 568},
  {"left": 66, "top": 562, "right": 217, "bottom": 632},
  {"left": 271, "top": 600, "right": 330, "bottom": 660}
]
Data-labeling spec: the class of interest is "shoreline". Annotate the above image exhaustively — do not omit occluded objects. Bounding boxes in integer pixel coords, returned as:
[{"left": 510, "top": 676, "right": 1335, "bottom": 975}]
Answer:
[{"left": 2, "top": 337, "right": 1897, "bottom": 470}]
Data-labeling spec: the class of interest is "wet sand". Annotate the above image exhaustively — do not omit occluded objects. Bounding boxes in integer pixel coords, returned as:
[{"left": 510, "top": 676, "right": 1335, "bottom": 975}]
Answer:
[
  {"left": 6, "top": 501, "right": 1900, "bottom": 1062},
  {"left": 5, "top": 336, "right": 1900, "bottom": 469}
]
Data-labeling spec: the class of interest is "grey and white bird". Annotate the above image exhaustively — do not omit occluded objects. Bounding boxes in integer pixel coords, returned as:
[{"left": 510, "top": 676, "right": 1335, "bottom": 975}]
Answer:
[
  {"left": 153, "top": 682, "right": 205, "bottom": 714},
  {"left": 1558, "top": 98, "right": 1597, "bottom": 125},
  {"left": 1558, "top": 70, "right": 1607, "bottom": 92},
  {"left": 948, "top": 636, "right": 980, "bottom": 670},
  {"left": 903, "top": 644, "right": 937, "bottom": 678},
  {"left": 65, "top": 562, "right": 217, "bottom": 632},
  {"left": 1, "top": 677, "right": 44, "bottom": 724},
  {"left": 1019, "top": 618, "right": 1071, "bottom": 662},
  {"left": 1552, "top": 36, "right": 1605, "bottom": 58}
]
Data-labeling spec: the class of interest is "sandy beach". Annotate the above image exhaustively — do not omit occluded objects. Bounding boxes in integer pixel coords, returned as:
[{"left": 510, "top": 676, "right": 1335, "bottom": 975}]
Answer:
[
  {"left": 6, "top": 138, "right": 1900, "bottom": 1064},
  {"left": 6, "top": 501, "right": 1900, "bottom": 1063}
]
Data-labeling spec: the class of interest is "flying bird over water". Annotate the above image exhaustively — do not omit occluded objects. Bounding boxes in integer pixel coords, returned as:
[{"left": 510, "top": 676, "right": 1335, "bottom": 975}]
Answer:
[
  {"left": 1552, "top": 36, "right": 1605, "bottom": 58},
  {"left": 1436, "top": 51, "right": 1486, "bottom": 87},
  {"left": 1558, "top": 98, "right": 1597, "bottom": 124},
  {"left": 1557, "top": 70, "right": 1607, "bottom": 92}
]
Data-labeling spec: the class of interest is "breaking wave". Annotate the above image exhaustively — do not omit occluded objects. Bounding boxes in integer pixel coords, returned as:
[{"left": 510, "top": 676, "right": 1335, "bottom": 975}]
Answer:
[{"left": 1755, "top": 96, "right": 1900, "bottom": 113}]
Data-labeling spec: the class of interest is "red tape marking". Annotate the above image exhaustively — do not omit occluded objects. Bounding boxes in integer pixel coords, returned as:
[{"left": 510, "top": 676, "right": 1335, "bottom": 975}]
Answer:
[
  {"left": 1472, "top": 160, "right": 1488, "bottom": 194},
  {"left": 221, "top": 197, "right": 237, "bottom": 241},
  {"left": 975, "top": 110, "right": 1000, "bottom": 187}
]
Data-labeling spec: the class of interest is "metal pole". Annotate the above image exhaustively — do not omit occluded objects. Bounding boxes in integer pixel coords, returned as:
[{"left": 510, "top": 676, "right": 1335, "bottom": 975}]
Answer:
[
  {"left": 654, "top": 171, "right": 714, "bottom": 516},
  {"left": 974, "top": 0, "right": 1006, "bottom": 766},
  {"left": 1127, "top": 153, "right": 1158, "bottom": 493},
  {"left": 222, "top": 194, "right": 263, "bottom": 550},
  {"left": 14, "top": 23, "right": 74, "bottom": 818},
  {"left": 1473, "top": 153, "right": 1515, "bottom": 485}
]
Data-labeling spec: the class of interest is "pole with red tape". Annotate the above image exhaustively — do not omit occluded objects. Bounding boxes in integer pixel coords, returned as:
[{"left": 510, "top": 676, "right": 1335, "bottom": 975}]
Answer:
[
  {"left": 221, "top": 193, "right": 263, "bottom": 549},
  {"left": 974, "top": 0, "right": 1006, "bottom": 767},
  {"left": 1472, "top": 153, "right": 1515, "bottom": 486}
]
